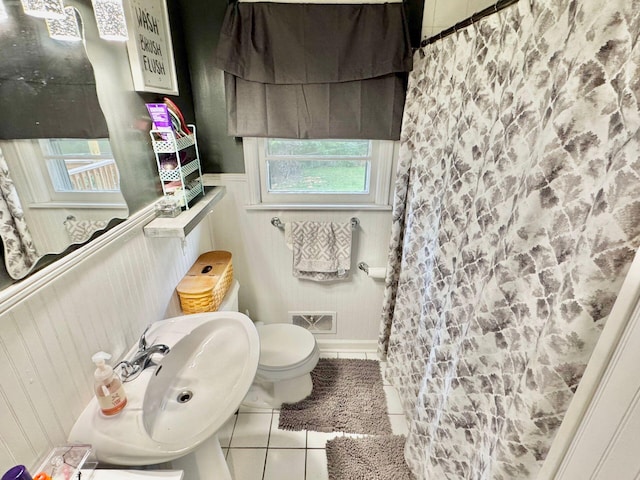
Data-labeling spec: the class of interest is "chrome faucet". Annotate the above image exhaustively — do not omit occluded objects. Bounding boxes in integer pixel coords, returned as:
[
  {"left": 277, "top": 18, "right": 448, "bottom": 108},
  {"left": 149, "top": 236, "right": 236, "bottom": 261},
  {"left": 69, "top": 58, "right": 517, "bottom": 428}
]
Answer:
[{"left": 116, "top": 325, "right": 170, "bottom": 381}]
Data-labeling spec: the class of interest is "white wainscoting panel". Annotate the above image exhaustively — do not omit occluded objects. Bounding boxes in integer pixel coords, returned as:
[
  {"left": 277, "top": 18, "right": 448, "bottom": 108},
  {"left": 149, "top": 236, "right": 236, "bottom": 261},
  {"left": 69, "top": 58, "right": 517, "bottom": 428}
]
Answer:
[
  {"left": 0, "top": 213, "right": 214, "bottom": 471},
  {"left": 538, "top": 249, "right": 640, "bottom": 479},
  {"left": 204, "top": 174, "right": 392, "bottom": 341},
  {"left": 0, "top": 176, "right": 392, "bottom": 470},
  {"left": 551, "top": 296, "right": 640, "bottom": 479}
]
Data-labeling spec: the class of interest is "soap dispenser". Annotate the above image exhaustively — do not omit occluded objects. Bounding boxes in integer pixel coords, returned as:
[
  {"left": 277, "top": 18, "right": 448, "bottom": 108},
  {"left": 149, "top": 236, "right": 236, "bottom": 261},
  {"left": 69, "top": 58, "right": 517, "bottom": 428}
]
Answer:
[{"left": 92, "top": 352, "right": 127, "bottom": 416}]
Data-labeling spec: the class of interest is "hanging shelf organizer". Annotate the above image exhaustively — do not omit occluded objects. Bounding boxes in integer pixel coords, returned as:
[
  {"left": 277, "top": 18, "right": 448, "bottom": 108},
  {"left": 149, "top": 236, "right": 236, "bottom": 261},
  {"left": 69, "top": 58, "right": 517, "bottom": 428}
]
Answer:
[{"left": 150, "top": 124, "right": 204, "bottom": 210}]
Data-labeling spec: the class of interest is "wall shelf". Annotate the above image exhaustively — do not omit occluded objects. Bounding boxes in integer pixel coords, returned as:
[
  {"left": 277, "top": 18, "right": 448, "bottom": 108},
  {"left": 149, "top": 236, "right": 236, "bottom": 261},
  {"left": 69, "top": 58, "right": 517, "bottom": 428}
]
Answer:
[{"left": 143, "top": 186, "right": 226, "bottom": 239}]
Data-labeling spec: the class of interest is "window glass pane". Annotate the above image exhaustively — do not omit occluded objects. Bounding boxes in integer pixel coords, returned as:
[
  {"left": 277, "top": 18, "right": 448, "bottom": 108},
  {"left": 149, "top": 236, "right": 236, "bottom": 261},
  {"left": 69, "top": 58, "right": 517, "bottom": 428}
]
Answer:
[
  {"left": 267, "top": 139, "right": 370, "bottom": 157},
  {"left": 246, "top": 137, "right": 394, "bottom": 205},
  {"left": 96, "top": 139, "right": 111, "bottom": 152},
  {"left": 267, "top": 159, "right": 369, "bottom": 194},
  {"left": 39, "top": 139, "right": 119, "bottom": 192},
  {"left": 43, "top": 139, "right": 113, "bottom": 156},
  {"left": 265, "top": 139, "right": 372, "bottom": 195}
]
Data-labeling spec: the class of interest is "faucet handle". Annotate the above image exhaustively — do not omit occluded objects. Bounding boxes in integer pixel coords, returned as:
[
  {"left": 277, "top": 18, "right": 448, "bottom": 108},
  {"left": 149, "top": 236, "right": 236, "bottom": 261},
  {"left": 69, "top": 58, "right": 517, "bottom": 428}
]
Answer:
[
  {"left": 115, "top": 360, "right": 139, "bottom": 380},
  {"left": 139, "top": 324, "right": 152, "bottom": 351}
]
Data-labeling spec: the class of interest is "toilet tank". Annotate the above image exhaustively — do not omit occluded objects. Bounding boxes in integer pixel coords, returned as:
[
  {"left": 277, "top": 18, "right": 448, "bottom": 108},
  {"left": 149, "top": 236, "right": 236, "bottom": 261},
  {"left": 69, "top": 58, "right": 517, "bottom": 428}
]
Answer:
[{"left": 217, "top": 280, "right": 239, "bottom": 312}]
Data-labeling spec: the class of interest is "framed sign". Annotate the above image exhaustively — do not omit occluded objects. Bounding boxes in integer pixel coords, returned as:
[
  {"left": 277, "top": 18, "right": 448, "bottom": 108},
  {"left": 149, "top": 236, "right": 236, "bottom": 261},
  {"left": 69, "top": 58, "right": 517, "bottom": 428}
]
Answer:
[{"left": 125, "top": 0, "right": 179, "bottom": 95}]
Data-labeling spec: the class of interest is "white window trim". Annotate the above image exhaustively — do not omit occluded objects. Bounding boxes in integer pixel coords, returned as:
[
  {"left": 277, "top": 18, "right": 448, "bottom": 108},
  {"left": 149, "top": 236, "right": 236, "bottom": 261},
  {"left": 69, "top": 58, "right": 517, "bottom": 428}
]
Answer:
[
  {"left": 0, "top": 139, "right": 127, "bottom": 209},
  {"left": 243, "top": 137, "right": 397, "bottom": 210}
]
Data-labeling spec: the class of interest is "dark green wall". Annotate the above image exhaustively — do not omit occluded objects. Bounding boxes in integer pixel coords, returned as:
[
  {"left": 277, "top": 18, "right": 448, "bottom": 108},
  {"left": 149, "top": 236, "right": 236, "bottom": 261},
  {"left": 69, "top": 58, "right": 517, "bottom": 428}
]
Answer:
[
  {"left": 1, "top": 0, "right": 425, "bottom": 285},
  {"left": 0, "top": 0, "right": 197, "bottom": 286},
  {"left": 78, "top": 0, "right": 197, "bottom": 214},
  {"left": 177, "top": 0, "right": 245, "bottom": 173},
  {"left": 176, "top": 0, "right": 424, "bottom": 174},
  {"left": 405, "top": 0, "right": 426, "bottom": 49}
]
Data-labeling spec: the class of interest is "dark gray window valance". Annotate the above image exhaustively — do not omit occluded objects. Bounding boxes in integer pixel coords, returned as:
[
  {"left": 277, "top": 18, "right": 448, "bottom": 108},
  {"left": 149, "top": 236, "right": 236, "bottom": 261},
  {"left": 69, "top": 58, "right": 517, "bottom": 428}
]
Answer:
[
  {"left": 0, "top": 5, "right": 109, "bottom": 140},
  {"left": 215, "top": 2, "right": 413, "bottom": 140}
]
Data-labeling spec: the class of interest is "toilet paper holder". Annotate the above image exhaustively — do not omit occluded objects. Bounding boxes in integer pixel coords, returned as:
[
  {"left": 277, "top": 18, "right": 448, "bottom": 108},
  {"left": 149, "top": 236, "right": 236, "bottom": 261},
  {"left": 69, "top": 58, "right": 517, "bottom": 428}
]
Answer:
[{"left": 358, "top": 262, "right": 387, "bottom": 280}]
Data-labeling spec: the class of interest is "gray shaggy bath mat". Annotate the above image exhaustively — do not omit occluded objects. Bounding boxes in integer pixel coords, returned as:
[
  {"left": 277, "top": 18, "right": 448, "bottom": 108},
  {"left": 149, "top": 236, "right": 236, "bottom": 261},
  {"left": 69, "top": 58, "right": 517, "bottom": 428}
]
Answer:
[
  {"left": 326, "top": 435, "right": 415, "bottom": 480},
  {"left": 278, "top": 358, "right": 392, "bottom": 435}
]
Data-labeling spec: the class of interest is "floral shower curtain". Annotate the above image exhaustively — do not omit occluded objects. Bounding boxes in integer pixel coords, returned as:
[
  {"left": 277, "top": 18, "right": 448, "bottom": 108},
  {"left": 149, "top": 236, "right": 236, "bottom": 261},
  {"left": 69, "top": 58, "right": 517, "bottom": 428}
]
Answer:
[
  {"left": 380, "top": 0, "right": 640, "bottom": 478},
  {"left": 0, "top": 148, "right": 39, "bottom": 279}
]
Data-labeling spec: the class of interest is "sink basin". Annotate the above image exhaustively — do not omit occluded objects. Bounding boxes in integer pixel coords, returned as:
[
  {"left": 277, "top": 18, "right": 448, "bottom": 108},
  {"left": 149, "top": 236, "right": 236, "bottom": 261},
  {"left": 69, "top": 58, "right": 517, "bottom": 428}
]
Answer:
[{"left": 69, "top": 312, "right": 259, "bottom": 466}]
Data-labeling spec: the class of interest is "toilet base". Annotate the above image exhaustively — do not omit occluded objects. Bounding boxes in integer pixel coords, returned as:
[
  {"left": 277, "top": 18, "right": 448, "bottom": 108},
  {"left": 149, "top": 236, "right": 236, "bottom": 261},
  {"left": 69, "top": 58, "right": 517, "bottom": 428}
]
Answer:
[{"left": 241, "top": 373, "right": 313, "bottom": 409}]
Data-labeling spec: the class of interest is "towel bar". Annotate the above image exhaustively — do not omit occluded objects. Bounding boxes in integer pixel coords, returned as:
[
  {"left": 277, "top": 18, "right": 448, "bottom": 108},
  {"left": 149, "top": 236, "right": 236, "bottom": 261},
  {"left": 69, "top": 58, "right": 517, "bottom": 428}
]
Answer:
[{"left": 271, "top": 217, "right": 360, "bottom": 230}]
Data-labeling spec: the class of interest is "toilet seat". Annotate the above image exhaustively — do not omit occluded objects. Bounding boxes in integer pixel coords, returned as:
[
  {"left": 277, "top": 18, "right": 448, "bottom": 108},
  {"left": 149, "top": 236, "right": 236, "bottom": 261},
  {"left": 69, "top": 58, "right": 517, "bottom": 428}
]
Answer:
[
  {"left": 255, "top": 324, "right": 320, "bottom": 382},
  {"left": 257, "top": 324, "right": 316, "bottom": 368},
  {"left": 218, "top": 283, "right": 320, "bottom": 407}
]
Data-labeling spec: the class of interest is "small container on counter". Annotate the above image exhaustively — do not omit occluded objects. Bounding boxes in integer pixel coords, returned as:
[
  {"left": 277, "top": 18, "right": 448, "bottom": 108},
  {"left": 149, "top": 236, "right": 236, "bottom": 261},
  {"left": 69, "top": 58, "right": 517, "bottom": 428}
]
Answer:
[{"left": 2, "top": 466, "right": 32, "bottom": 480}]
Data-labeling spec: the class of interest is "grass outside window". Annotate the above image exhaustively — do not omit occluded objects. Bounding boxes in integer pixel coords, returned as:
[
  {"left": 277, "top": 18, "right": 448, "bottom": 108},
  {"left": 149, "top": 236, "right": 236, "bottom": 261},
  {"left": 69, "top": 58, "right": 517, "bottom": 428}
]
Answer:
[{"left": 243, "top": 137, "right": 397, "bottom": 208}]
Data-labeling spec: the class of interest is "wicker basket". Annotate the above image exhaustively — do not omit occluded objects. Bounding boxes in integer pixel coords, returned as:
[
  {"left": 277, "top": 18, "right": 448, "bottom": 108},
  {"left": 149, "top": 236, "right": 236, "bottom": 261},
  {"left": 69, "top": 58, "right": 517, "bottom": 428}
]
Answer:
[{"left": 176, "top": 251, "right": 233, "bottom": 314}]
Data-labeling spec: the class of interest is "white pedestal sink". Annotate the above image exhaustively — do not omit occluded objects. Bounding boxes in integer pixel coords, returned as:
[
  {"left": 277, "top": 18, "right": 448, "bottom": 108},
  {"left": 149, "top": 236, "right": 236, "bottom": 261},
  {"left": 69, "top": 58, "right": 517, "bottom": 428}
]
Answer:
[{"left": 69, "top": 312, "right": 259, "bottom": 479}]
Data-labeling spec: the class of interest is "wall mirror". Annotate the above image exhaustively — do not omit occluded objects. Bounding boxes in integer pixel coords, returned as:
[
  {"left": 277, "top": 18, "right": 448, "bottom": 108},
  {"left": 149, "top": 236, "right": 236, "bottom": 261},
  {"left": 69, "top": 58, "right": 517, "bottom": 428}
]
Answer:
[{"left": 0, "top": 1, "right": 129, "bottom": 280}]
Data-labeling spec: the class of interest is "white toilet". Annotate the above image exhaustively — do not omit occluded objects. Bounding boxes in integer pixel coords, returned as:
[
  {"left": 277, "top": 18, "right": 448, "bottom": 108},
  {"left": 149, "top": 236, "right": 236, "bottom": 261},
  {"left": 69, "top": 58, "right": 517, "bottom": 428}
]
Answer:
[{"left": 218, "top": 281, "right": 320, "bottom": 408}]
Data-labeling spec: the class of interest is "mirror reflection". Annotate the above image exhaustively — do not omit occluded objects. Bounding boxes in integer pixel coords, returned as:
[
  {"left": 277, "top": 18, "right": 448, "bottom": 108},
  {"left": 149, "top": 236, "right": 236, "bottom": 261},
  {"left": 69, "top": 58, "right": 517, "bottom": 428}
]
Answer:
[{"left": 0, "top": 1, "right": 128, "bottom": 279}]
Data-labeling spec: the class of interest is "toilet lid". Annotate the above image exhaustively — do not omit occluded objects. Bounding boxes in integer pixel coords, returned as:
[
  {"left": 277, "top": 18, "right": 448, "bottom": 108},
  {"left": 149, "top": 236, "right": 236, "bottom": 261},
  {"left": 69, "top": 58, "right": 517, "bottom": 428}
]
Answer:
[{"left": 257, "top": 324, "right": 316, "bottom": 368}]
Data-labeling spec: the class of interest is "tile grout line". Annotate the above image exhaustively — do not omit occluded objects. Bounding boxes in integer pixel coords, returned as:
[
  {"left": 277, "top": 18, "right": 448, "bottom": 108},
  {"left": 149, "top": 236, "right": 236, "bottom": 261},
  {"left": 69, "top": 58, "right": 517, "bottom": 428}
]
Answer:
[
  {"left": 224, "top": 414, "right": 238, "bottom": 459},
  {"left": 261, "top": 410, "right": 274, "bottom": 480},
  {"left": 304, "top": 417, "right": 309, "bottom": 480},
  {"left": 303, "top": 448, "right": 308, "bottom": 480},
  {"left": 224, "top": 350, "right": 401, "bottom": 479}
]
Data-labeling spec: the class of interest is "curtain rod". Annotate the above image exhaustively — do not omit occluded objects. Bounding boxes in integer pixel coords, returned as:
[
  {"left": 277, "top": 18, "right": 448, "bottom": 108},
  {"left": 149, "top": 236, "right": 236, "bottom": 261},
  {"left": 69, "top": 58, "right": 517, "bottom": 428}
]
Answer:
[{"left": 420, "top": 0, "right": 520, "bottom": 48}]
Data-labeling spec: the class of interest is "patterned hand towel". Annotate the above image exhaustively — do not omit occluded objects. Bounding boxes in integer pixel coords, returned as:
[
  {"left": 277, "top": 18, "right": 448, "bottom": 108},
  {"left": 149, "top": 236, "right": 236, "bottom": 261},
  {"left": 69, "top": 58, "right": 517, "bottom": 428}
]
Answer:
[
  {"left": 284, "top": 221, "right": 294, "bottom": 251},
  {"left": 64, "top": 218, "right": 108, "bottom": 244},
  {"left": 291, "top": 221, "right": 352, "bottom": 281}
]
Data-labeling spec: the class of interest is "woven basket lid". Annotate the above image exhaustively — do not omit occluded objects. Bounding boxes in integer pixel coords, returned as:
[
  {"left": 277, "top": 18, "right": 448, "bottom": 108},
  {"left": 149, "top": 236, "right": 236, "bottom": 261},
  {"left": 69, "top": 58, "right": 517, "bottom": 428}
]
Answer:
[
  {"left": 176, "top": 275, "right": 217, "bottom": 295},
  {"left": 187, "top": 250, "right": 232, "bottom": 277}
]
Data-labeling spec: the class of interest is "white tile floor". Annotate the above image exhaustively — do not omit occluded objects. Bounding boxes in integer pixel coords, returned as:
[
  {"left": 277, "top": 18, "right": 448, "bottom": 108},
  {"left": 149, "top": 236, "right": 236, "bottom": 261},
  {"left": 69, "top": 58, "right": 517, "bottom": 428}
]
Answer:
[{"left": 219, "top": 350, "right": 408, "bottom": 480}]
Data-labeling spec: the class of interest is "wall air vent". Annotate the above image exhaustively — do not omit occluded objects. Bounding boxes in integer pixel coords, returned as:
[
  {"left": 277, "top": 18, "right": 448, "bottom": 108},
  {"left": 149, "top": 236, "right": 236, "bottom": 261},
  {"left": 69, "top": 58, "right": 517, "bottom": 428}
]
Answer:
[{"left": 289, "top": 311, "right": 336, "bottom": 334}]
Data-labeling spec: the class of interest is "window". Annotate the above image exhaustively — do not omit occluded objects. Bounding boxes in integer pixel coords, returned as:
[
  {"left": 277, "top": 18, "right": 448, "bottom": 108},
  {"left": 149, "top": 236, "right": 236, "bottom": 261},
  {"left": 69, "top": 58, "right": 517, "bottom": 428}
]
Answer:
[
  {"left": 0, "top": 139, "right": 126, "bottom": 208},
  {"left": 244, "top": 138, "right": 397, "bottom": 208},
  {"left": 39, "top": 139, "right": 120, "bottom": 193}
]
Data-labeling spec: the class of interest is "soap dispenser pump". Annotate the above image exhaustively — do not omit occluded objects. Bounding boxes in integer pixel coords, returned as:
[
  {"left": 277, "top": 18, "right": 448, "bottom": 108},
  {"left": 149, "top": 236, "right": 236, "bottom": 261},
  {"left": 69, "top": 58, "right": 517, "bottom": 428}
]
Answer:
[{"left": 92, "top": 351, "right": 127, "bottom": 416}]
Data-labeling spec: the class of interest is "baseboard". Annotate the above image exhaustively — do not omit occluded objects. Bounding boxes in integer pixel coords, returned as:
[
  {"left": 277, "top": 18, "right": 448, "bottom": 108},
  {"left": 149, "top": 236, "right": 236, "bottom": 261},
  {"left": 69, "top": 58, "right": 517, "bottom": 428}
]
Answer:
[{"left": 316, "top": 339, "right": 378, "bottom": 352}]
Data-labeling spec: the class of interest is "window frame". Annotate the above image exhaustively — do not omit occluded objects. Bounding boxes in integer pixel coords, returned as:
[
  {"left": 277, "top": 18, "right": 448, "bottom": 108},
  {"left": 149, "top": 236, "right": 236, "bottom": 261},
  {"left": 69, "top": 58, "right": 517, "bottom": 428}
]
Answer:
[
  {"left": 243, "top": 137, "right": 397, "bottom": 209},
  {"left": 0, "top": 139, "right": 126, "bottom": 209}
]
